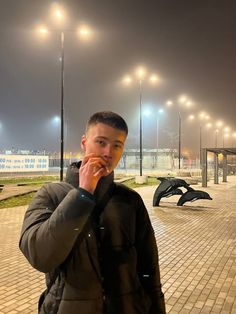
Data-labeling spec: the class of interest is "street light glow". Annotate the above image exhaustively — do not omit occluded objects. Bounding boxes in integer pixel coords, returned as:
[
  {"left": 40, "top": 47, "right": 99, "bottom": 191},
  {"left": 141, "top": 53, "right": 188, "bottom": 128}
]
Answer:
[
  {"left": 51, "top": 3, "right": 66, "bottom": 22},
  {"left": 199, "top": 112, "right": 206, "bottom": 119},
  {"left": 53, "top": 116, "right": 60, "bottom": 123},
  {"left": 39, "top": 27, "right": 49, "bottom": 34},
  {"left": 123, "top": 75, "right": 132, "bottom": 84},
  {"left": 78, "top": 26, "right": 92, "bottom": 39},
  {"left": 136, "top": 66, "right": 146, "bottom": 79},
  {"left": 186, "top": 101, "right": 192, "bottom": 107},
  {"left": 143, "top": 109, "right": 151, "bottom": 116},
  {"left": 179, "top": 95, "right": 187, "bottom": 103},
  {"left": 55, "top": 10, "right": 63, "bottom": 19},
  {"left": 149, "top": 74, "right": 159, "bottom": 83},
  {"left": 166, "top": 100, "right": 173, "bottom": 107},
  {"left": 199, "top": 112, "right": 210, "bottom": 120}
]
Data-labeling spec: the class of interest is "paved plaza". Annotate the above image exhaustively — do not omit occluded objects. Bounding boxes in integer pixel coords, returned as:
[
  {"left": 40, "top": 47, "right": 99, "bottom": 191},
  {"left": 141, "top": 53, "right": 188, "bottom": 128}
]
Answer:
[{"left": 0, "top": 177, "right": 236, "bottom": 313}]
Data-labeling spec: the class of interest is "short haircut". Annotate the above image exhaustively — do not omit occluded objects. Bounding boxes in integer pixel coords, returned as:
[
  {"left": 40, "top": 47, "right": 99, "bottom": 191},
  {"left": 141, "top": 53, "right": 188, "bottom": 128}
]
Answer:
[{"left": 86, "top": 111, "right": 128, "bottom": 135}]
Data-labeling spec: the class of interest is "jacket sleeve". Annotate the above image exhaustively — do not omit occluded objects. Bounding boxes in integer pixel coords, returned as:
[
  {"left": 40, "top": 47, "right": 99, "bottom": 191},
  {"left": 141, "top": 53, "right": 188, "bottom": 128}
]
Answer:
[
  {"left": 19, "top": 183, "right": 95, "bottom": 273},
  {"left": 135, "top": 195, "right": 166, "bottom": 314}
]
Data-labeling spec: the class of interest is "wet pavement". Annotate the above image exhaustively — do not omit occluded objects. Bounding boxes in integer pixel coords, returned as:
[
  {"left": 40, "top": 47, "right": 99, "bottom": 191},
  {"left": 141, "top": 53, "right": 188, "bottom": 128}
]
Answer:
[{"left": 0, "top": 177, "right": 235, "bottom": 313}]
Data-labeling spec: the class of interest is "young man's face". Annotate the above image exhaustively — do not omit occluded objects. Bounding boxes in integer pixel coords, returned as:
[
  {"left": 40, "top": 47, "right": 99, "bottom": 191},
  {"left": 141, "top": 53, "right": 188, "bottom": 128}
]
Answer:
[{"left": 81, "top": 122, "right": 127, "bottom": 175}]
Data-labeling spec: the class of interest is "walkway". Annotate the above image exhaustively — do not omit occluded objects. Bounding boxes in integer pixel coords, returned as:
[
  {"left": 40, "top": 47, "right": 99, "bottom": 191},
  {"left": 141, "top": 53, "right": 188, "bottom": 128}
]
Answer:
[{"left": 0, "top": 177, "right": 236, "bottom": 313}]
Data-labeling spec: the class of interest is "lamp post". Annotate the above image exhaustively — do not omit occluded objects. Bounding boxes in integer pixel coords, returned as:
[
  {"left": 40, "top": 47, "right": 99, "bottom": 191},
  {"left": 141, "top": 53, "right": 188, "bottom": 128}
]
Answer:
[
  {"left": 214, "top": 121, "right": 223, "bottom": 148},
  {"left": 199, "top": 112, "right": 210, "bottom": 169},
  {"left": 178, "top": 111, "right": 181, "bottom": 169},
  {"left": 215, "top": 129, "right": 218, "bottom": 148},
  {"left": 166, "top": 96, "right": 192, "bottom": 170},
  {"left": 60, "top": 31, "right": 65, "bottom": 181},
  {"left": 223, "top": 127, "right": 230, "bottom": 148},
  {"left": 156, "top": 108, "right": 164, "bottom": 149},
  {"left": 123, "top": 67, "right": 159, "bottom": 176},
  {"left": 188, "top": 112, "right": 211, "bottom": 169},
  {"left": 233, "top": 133, "right": 236, "bottom": 147},
  {"left": 138, "top": 78, "right": 143, "bottom": 176},
  {"left": 38, "top": 6, "right": 92, "bottom": 181}
]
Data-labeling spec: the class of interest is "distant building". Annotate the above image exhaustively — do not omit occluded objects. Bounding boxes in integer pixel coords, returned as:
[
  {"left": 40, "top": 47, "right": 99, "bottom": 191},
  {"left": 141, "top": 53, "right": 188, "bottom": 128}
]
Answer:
[{"left": 118, "top": 148, "right": 178, "bottom": 170}]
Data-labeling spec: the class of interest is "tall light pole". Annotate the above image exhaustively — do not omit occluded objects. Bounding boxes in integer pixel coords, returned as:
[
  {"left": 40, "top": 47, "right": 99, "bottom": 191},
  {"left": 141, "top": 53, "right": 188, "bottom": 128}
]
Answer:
[
  {"left": 60, "top": 31, "right": 65, "bottom": 181},
  {"left": 223, "top": 127, "right": 230, "bottom": 148},
  {"left": 138, "top": 78, "right": 143, "bottom": 176},
  {"left": 188, "top": 112, "right": 211, "bottom": 169},
  {"left": 233, "top": 133, "right": 236, "bottom": 147},
  {"left": 215, "top": 121, "right": 223, "bottom": 148},
  {"left": 215, "top": 129, "right": 219, "bottom": 147},
  {"left": 178, "top": 111, "right": 181, "bottom": 169},
  {"left": 38, "top": 6, "right": 92, "bottom": 181},
  {"left": 198, "top": 112, "right": 210, "bottom": 169},
  {"left": 166, "top": 96, "right": 192, "bottom": 170},
  {"left": 123, "top": 67, "right": 159, "bottom": 176},
  {"left": 156, "top": 108, "right": 164, "bottom": 149}
]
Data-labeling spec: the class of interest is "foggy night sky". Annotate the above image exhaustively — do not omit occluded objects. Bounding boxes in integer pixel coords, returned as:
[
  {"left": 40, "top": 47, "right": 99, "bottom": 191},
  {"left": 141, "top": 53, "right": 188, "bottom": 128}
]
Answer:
[{"left": 0, "top": 0, "right": 236, "bottom": 156}]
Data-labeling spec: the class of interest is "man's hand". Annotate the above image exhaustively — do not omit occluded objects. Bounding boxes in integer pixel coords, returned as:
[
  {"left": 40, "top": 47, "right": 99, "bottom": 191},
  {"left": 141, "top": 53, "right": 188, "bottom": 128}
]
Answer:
[{"left": 79, "top": 153, "right": 109, "bottom": 194}]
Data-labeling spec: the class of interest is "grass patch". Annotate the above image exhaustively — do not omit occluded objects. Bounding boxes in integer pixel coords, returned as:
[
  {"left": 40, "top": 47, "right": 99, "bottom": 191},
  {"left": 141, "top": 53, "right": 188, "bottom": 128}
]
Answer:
[
  {"left": 0, "top": 176, "right": 59, "bottom": 185},
  {"left": 0, "top": 176, "right": 159, "bottom": 208},
  {"left": 122, "top": 177, "right": 158, "bottom": 189},
  {"left": 0, "top": 192, "right": 36, "bottom": 209}
]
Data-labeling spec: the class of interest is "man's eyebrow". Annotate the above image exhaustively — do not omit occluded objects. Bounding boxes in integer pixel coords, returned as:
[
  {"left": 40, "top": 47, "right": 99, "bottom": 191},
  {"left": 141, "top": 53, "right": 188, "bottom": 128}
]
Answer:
[
  {"left": 115, "top": 140, "right": 124, "bottom": 146},
  {"left": 95, "top": 136, "right": 124, "bottom": 146}
]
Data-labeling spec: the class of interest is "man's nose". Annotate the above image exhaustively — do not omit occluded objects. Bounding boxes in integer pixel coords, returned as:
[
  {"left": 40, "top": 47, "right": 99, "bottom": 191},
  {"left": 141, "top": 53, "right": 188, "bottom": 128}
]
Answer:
[{"left": 103, "top": 144, "right": 112, "bottom": 159}]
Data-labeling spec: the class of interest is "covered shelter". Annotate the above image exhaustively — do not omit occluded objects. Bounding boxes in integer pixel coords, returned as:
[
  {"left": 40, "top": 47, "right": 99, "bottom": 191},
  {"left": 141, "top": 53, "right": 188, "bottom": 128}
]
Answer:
[{"left": 201, "top": 147, "right": 236, "bottom": 187}]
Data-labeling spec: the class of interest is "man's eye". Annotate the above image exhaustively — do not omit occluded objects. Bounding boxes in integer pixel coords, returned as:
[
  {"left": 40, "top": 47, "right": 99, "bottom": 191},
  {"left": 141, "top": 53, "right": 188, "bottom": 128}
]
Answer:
[
  {"left": 96, "top": 140, "right": 106, "bottom": 146},
  {"left": 114, "top": 144, "right": 122, "bottom": 149}
]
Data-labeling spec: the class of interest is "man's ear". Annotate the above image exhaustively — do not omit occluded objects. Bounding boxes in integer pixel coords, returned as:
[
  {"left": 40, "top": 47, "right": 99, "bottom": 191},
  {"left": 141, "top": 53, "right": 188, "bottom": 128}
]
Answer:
[{"left": 81, "top": 134, "right": 86, "bottom": 152}]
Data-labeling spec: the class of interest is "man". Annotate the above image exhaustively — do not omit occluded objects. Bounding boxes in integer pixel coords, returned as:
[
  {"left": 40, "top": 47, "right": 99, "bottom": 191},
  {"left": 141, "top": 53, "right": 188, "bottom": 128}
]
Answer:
[{"left": 19, "top": 111, "right": 166, "bottom": 313}]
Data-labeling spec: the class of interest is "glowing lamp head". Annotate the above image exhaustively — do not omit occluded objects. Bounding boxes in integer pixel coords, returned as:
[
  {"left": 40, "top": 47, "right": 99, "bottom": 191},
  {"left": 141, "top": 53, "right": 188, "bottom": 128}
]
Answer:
[
  {"left": 123, "top": 76, "right": 132, "bottom": 84},
  {"left": 136, "top": 66, "right": 146, "bottom": 79},
  {"left": 166, "top": 100, "right": 173, "bottom": 107},
  {"left": 78, "top": 26, "right": 92, "bottom": 39},
  {"left": 150, "top": 74, "right": 159, "bottom": 83}
]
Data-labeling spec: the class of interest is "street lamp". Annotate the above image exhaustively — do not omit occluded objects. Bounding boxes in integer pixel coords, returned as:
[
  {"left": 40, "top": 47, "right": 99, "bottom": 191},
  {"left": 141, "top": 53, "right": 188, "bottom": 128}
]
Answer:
[
  {"left": 166, "top": 96, "right": 193, "bottom": 169},
  {"left": 223, "top": 127, "right": 230, "bottom": 148},
  {"left": 37, "top": 6, "right": 92, "bottom": 181},
  {"left": 233, "top": 132, "right": 236, "bottom": 147},
  {"left": 188, "top": 111, "right": 211, "bottom": 168},
  {"left": 156, "top": 108, "right": 164, "bottom": 149},
  {"left": 123, "top": 66, "right": 159, "bottom": 176},
  {"left": 143, "top": 107, "right": 164, "bottom": 150},
  {"left": 215, "top": 121, "right": 223, "bottom": 148},
  {"left": 198, "top": 112, "right": 210, "bottom": 168}
]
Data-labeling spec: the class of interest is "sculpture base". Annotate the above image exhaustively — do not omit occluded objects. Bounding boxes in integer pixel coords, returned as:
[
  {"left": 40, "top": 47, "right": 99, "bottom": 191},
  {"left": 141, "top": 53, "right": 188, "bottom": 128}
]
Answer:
[{"left": 135, "top": 175, "right": 148, "bottom": 184}]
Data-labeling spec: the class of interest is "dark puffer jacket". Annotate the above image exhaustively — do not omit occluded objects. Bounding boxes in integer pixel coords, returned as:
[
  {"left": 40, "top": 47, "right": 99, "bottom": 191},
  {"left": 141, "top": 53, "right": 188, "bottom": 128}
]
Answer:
[{"left": 19, "top": 163, "right": 165, "bottom": 313}]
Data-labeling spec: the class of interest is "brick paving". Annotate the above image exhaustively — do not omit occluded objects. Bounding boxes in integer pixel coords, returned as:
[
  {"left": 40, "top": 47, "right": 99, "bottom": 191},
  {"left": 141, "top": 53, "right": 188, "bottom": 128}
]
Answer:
[{"left": 0, "top": 177, "right": 236, "bottom": 313}]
